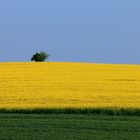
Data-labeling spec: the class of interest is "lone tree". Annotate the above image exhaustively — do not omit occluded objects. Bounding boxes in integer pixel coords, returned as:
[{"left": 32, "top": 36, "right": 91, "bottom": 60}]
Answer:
[{"left": 31, "top": 51, "right": 49, "bottom": 62}]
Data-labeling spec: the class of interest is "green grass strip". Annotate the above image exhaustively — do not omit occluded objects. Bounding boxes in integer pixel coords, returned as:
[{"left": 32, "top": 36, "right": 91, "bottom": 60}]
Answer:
[{"left": 0, "top": 108, "right": 140, "bottom": 116}]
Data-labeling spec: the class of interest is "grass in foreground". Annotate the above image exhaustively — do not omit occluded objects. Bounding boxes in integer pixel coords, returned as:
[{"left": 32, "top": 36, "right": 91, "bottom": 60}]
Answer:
[
  {"left": 0, "top": 62, "right": 140, "bottom": 109},
  {"left": 0, "top": 114, "right": 140, "bottom": 140}
]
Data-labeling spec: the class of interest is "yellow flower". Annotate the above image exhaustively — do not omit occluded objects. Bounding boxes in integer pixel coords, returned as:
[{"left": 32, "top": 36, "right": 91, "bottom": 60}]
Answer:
[{"left": 0, "top": 62, "right": 139, "bottom": 109}]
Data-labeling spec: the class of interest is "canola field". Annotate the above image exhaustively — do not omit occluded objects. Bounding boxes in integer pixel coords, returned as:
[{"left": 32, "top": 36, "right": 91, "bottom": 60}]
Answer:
[{"left": 0, "top": 62, "right": 140, "bottom": 110}]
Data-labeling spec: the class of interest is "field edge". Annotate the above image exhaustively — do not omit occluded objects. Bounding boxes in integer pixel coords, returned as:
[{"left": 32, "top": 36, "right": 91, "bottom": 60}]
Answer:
[{"left": 0, "top": 108, "right": 140, "bottom": 116}]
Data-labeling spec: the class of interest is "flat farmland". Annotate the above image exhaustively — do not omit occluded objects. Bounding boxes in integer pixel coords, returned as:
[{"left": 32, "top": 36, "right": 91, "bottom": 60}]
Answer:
[
  {"left": 0, "top": 62, "right": 140, "bottom": 112},
  {"left": 0, "top": 62, "right": 140, "bottom": 140},
  {"left": 0, "top": 114, "right": 140, "bottom": 140}
]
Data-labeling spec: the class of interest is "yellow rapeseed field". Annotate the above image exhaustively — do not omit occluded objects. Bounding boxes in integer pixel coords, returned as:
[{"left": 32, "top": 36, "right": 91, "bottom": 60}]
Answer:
[{"left": 0, "top": 62, "right": 140, "bottom": 109}]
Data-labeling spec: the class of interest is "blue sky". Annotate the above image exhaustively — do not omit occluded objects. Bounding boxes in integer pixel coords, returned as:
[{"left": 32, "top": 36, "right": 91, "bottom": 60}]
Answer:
[{"left": 0, "top": 0, "right": 140, "bottom": 64}]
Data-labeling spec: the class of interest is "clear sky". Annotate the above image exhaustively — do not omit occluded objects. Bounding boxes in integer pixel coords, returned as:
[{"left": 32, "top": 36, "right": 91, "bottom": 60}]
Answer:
[{"left": 0, "top": 0, "right": 140, "bottom": 64}]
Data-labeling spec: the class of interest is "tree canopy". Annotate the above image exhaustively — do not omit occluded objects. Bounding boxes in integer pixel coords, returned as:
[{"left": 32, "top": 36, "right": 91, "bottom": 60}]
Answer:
[{"left": 31, "top": 51, "right": 49, "bottom": 62}]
